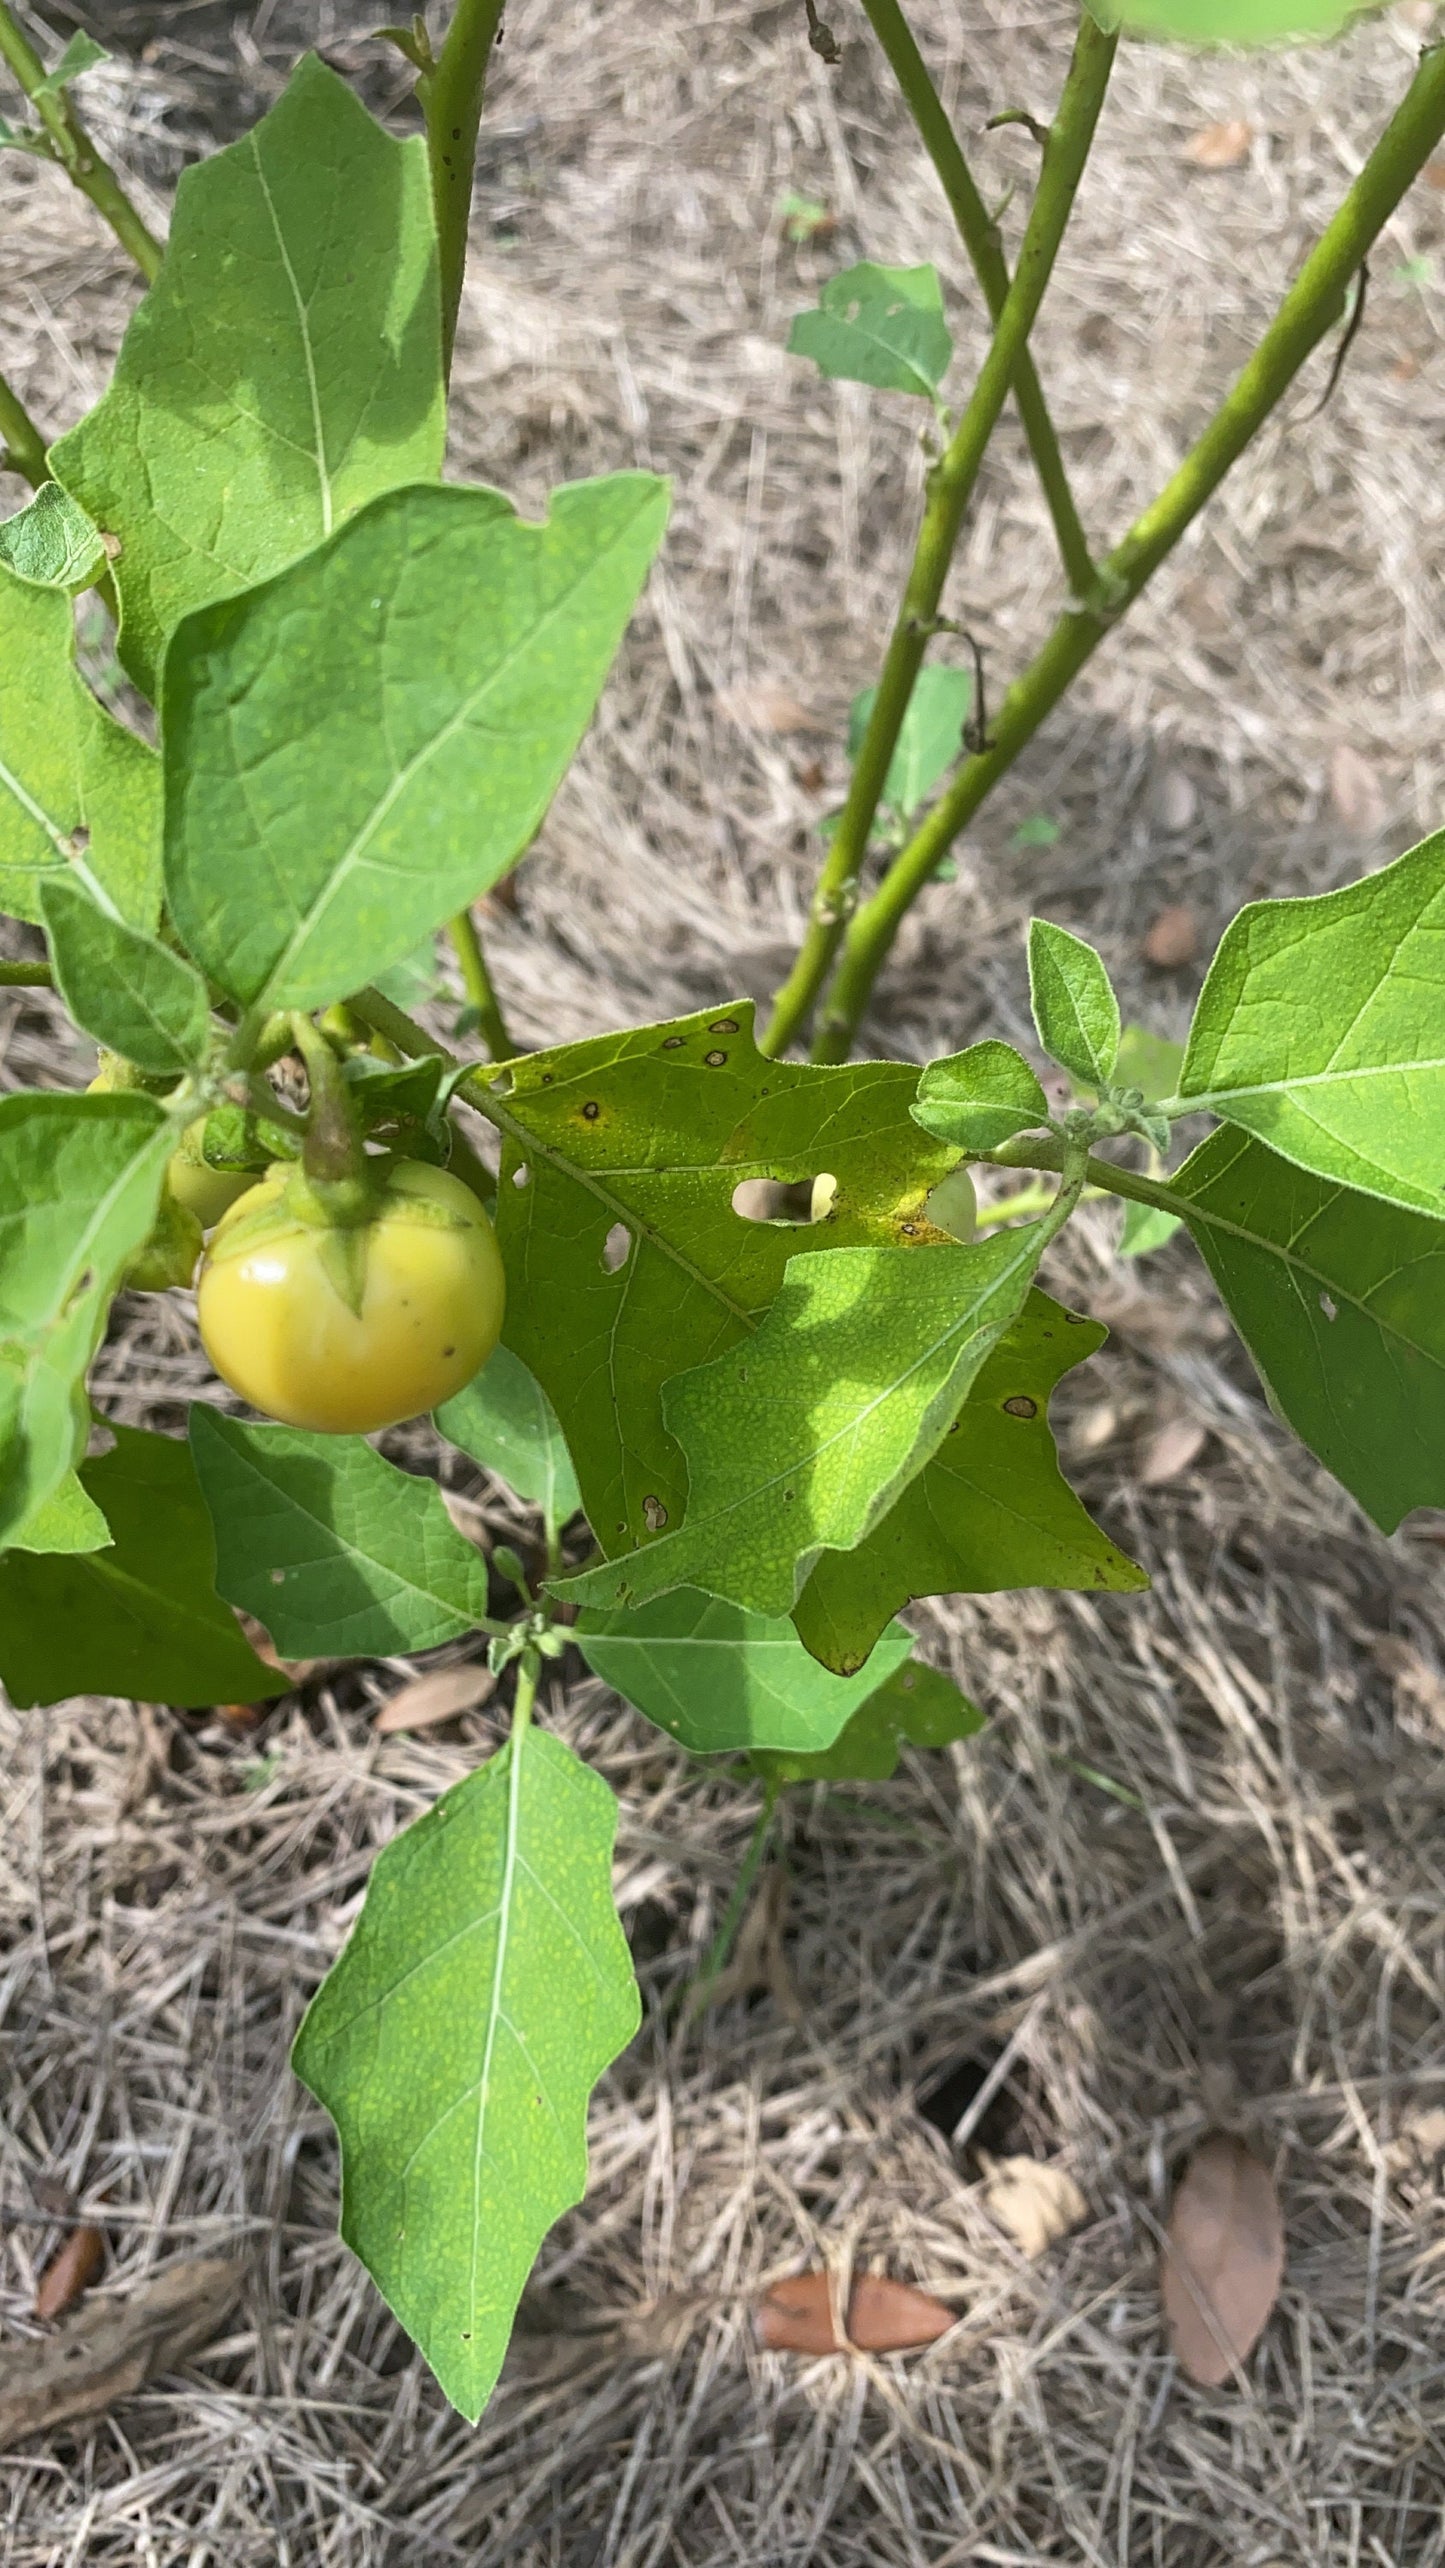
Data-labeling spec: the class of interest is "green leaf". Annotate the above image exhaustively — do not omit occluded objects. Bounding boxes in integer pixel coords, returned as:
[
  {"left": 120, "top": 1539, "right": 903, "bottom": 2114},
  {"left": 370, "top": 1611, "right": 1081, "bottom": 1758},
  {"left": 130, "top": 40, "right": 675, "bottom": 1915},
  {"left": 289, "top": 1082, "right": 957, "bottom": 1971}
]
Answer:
[
  {"left": 374, "top": 935, "right": 444, "bottom": 1013},
  {"left": 1088, "top": 0, "right": 1376, "bottom": 41},
  {"left": 40, "top": 875, "right": 211, "bottom": 1073},
  {"left": 0, "top": 1423, "right": 286, "bottom": 1706},
  {"left": 788, "top": 261, "right": 952, "bottom": 399},
  {"left": 32, "top": 31, "right": 108, "bottom": 96},
  {"left": 1028, "top": 918, "right": 1120, "bottom": 1093},
  {"left": 754, "top": 1656, "right": 985, "bottom": 1786},
  {"left": 0, "top": 483, "right": 106, "bottom": 592},
  {"left": 1117, "top": 1198, "right": 1183, "bottom": 1259},
  {"left": 911, "top": 1041, "right": 1052, "bottom": 1155},
  {"left": 575, "top": 1592, "right": 914, "bottom": 1755},
  {"left": 792, "top": 1290, "right": 1146, "bottom": 1673},
  {"left": 189, "top": 1406, "right": 494, "bottom": 1660},
  {"left": 164, "top": 475, "right": 668, "bottom": 1012},
  {"left": 1177, "top": 831, "right": 1445, "bottom": 1216},
  {"left": 50, "top": 56, "right": 446, "bottom": 702},
  {"left": 558, "top": 1221, "right": 1063, "bottom": 1620},
  {"left": 436, "top": 1346, "right": 581, "bottom": 1525},
  {"left": 293, "top": 1721, "right": 638, "bottom": 2422},
  {"left": 489, "top": 1003, "right": 959, "bottom": 1557},
  {"left": 0, "top": 568, "right": 161, "bottom": 929},
  {"left": 848, "top": 664, "right": 973, "bottom": 820},
  {"left": 1171, "top": 1125, "right": 1445, "bottom": 1533},
  {"left": 9, "top": 1468, "right": 111, "bottom": 1554},
  {"left": 1115, "top": 1024, "right": 1185, "bottom": 1106},
  {"left": 0, "top": 1093, "right": 173, "bottom": 1548}
]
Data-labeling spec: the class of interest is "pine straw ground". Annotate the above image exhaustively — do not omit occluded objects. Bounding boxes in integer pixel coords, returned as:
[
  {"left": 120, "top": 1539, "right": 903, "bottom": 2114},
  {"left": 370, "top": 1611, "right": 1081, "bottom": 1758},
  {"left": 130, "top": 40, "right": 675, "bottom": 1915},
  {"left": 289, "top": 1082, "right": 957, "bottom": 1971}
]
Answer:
[{"left": 3, "top": 0, "right": 1445, "bottom": 2559}]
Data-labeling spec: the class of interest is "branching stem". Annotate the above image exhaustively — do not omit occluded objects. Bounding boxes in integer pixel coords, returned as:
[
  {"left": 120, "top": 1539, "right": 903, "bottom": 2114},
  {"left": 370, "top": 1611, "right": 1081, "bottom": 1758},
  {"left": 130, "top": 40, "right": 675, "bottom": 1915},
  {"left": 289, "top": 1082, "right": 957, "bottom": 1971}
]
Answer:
[{"left": 0, "top": 2, "right": 162, "bottom": 281}]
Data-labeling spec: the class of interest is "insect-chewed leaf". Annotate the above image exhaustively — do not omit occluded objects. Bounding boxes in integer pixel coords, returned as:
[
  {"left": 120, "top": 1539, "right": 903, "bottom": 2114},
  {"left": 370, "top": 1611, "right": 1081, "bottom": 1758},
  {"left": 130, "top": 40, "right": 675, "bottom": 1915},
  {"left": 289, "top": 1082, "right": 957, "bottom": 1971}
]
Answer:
[
  {"left": 788, "top": 260, "right": 953, "bottom": 399},
  {"left": 188, "top": 1407, "right": 494, "bottom": 1661},
  {"left": 488, "top": 1001, "right": 957, "bottom": 1558},
  {"left": 848, "top": 663, "right": 973, "bottom": 820},
  {"left": 912, "top": 1041, "right": 1052, "bottom": 1155},
  {"left": 293, "top": 1723, "right": 639, "bottom": 2422},
  {"left": 0, "top": 483, "right": 106, "bottom": 593},
  {"left": 1172, "top": 1125, "right": 1445, "bottom": 1532},
  {"left": 1028, "top": 918, "right": 1121, "bottom": 1094},
  {"left": 558, "top": 1221, "right": 1062, "bottom": 1622},
  {"left": 1089, "top": 0, "right": 1377, "bottom": 39},
  {"left": 0, "top": 1093, "right": 173, "bottom": 1549},
  {"left": 0, "top": 569, "right": 161, "bottom": 930},
  {"left": 575, "top": 1591, "right": 914, "bottom": 1756},
  {"left": 792, "top": 1292, "right": 1145, "bottom": 1675},
  {"left": 1178, "top": 830, "right": 1445, "bottom": 1216},
  {"left": 754, "top": 1654, "right": 983, "bottom": 1786},
  {"left": 1161, "top": 2132, "right": 1285, "bottom": 2387},
  {"left": 0, "top": 1423, "right": 285, "bottom": 1707},
  {"left": 163, "top": 475, "right": 668, "bottom": 1011},
  {"left": 50, "top": 55, "right": 446, "bottom": 700},
  {"left": 40, "top": 876, "right": 211, "bottom": 1074},
  {"left": 437, "top": 1346, "right": 581, "bottom": 1527}
]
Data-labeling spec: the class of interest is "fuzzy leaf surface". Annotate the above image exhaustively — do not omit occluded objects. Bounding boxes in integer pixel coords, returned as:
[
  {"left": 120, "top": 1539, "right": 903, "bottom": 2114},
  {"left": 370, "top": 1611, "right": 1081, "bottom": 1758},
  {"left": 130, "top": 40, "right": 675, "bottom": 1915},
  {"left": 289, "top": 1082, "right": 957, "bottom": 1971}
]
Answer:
[
  {"left": 1028, "top": 919, "right": 1120, "bottom": 1093},
  {"left": 293, "top": 1725, "right": 638, "bottom": 2421},
  {"left": 0, "top": 569, "right": 160, "bottom": 928},
  {"left": 0, "top": 484, "right": 106, "bottom": 592},
  {"left": 912, "top": 1042, "right": 1052, "bottom": 1155},
  {"left": 50, "top": 56, "right": 445, "bottom": 700},
  {"left": 164, "top": 475, "right": 667, "bottom": 1011},
  {"left": 575, "top": 1592, "right": 914, "bottom": 1754},
  {"left": 41, "top": 876, "right": 211, "bottom": 1073},
  {"left": 1178, "top": 832, "right": 1445, "bottom": 1216},
  {"left": 189, "top": 1407, "right": 494, "bottom": 1658}
]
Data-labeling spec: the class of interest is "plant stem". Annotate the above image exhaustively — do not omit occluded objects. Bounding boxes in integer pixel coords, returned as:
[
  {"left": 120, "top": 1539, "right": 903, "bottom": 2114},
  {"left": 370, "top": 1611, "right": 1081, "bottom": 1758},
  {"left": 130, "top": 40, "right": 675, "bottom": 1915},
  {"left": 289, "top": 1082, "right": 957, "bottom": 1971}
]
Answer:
[
  {"left": 760, "top": 10, "right": 1118, "bottom": 1061},
  {"left": 290, "top": 1011, "right": 370, "bottom": 1198},
  {"left": 858, "top": 0, "right": 1094, "bottom": 599},
  {"left": 810, "top": 38, "right": 1445, "bottom": 1065},
  {"left": 0, "top": 2, "right": 162, "bottom": 282},
  {"left": 690, "top": 1785, "right": 780, "bottom": 2005},
  {"left": 511, "top": 1646, "right": 539, "bottom": 1746},
  {"left": 977, "top": 1132, "right": 1188, "bottom": 1220},
  {"left": 447, "top": 906, "right": 517, "bottom": 1061},
  {"left": 419, "top": 0, "right": 507, "bottom": 375},
  {"left": 0, "top": 366, "right": 47, "bottom": 486},
  {"left": 0, "top": 959, "right": 53, "bottom": 987}
]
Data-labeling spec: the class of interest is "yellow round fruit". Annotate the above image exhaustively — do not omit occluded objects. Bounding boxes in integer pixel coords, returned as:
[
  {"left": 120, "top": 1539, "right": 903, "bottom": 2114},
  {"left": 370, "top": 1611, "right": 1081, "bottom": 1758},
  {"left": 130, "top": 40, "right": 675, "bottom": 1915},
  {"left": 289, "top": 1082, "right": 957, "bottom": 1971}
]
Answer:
[
  {"left": 197, "top": 1159, "right": 506, "bottom": 1434},
  {"left": 167, "top": 1120, "right": 262, "bottom": 1229}
]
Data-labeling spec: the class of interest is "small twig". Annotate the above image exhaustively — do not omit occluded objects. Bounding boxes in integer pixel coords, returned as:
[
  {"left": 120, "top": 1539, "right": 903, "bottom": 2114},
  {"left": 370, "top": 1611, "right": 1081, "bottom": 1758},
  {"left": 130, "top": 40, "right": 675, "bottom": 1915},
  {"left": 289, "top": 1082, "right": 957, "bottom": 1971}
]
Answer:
[
  {"left": 960, "top": 629, "right": 993, "bottom": 756},
  {"left": 986, "top": 108, "right": 1052, "bottom": 150},
  {"left": 803, "top": 0, "right": 840, "bottom": 64},
  {"left": 447, "top": 905, "right": 518, "bottom": 1062},
  {"left": 0, "top": 1, "right": 162, "bottom": 282},
  {"left": 1298, "top": 259, "right": 1369, "bottom": 422}
]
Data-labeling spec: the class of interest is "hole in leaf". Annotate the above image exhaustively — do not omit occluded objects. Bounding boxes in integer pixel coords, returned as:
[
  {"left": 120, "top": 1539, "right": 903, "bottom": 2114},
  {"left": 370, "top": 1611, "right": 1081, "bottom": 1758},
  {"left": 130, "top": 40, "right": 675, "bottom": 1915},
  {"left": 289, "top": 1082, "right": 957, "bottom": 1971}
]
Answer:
[
  {"left": 601, "top": 1222, "right": 631, "bottom": 1273},
  {"left": 731, "top": 1173, "right": 837, "bottom": 1227},
  {"left": 489, "top": 1068, "right": 514, "bottom": 1098},
  {"left": 512, "top": 1163, "right": 531, "bottom": 1189}
]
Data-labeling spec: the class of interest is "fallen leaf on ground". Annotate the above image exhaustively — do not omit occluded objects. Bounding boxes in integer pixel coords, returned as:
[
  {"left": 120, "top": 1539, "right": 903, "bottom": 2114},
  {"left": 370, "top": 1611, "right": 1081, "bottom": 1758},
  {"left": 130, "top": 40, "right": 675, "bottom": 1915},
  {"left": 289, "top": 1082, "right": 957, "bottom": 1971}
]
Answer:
[
  {"left": 1387, "top": 2105, "right": 1445, "bottom": 2173},
  {"left": 372, "top": 1660, "right": 497, "bottom": 1735},
  {"left": 1183, "top": 119, "right": 1253, "bottom": 170},
  {"left": 978, "top": 2154, "right": 1088, "bottom": 2258},
  {"left": 758, "top": 2267, "right": 954, "bottom": 2354},
  {"left": 0, "top": 2258, "right": 243, "bottom": 2445},
  {"left": 1161, "top": 2133, "right": 1284, "bottom": 2387},
  {"left": 1138, "top": 1417, "right": 1208, "bottom": 1487},
  {"left": 1371, "top": 1636, "right": 1445, "bottom": 1729},
  {"left": 1425, "top": 161, "right": 1445, "bottom": 192},
  {"left": 34, "top": 2223, "right": 106, "bottom": 2320},
  {"left": 1328, "top": 742, "right": 1385, "bottom": 836},
  {"left": 1142, "top": 905, "right": 1197, "bottom": 968},
  {"left": 718, "top": 681, "right": 819, "bottom": 735}
]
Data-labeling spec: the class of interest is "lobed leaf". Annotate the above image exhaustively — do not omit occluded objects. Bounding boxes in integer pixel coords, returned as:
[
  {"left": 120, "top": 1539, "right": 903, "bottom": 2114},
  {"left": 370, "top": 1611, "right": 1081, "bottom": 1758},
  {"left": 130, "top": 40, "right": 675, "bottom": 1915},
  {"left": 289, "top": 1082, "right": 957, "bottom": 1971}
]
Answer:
[
  {"left": 0, "top": 568, "right": 161, "bottom": 929},
  {"left": 0, "top": 1093, "right": 173, "bottom": 1548},
  {"left": 912, "top": 1040, "right": 1052, "bottom": 1154},
  {"left": 188, "top": 1407, "right": 494, "bottom": 1658},
  {"left": 1178, "top": 831, "right": 1445, "bottom": 1217},
  {"left": 436, "top": 1345, "right": 581, "bottom": 1527},
  {"left": 575, "top": 1591, "right": 914, "bottom": 1755},
  {"left": 788, "top": 261, "right": 952, "bottom": 399},
  {"left": 792, "top": 1291, "right": 1146, "bottom": 1673},
  {"left": 41, "top": 875, "right": 211, "bottom": 1074},
  {"left": 164, "top": 475, "right": 668, "bottom": 1012},
  {"left": 1172, "top": 1125, "right": 1445, "bottom": 1532},
  {"left": 753, "top": 1655, "right": 984, "bottom": 1786},
  {"left": 50, "top": 55, "right": 446, "bottom": 701},
  {"left": 0, "top": 1423, "right": 286, "bottom": 1707},
  {"left": 293, "top": 1722, "right": 638, "bottom": 2421}
]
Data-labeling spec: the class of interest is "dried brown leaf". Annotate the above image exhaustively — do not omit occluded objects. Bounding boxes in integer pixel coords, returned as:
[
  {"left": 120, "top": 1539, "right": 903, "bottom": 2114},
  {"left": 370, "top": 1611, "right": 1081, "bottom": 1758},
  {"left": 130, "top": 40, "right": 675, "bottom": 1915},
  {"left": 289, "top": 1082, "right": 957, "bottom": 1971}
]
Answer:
[
  {"left": 978, "top": 2154, "right": 1088, "bottom": 2258},
  {"left": 1138, "top": 1417, "right": 1208, "bottom": 1487},
  {"left": 718, "top": 681, "right": 819, "bottom": 735},
  {"left": 1142, "top": 904, "right": 1198, "bottom": 968},
  {"left": 1183, "top": 119, "right": 1254, "bottom": 171},
  {"left": 1161, "top": 2133, "right": 1284, "bottom": 2386},
  {"left": 372, "top": 1661, "right": 497, "bottom": 1735},
  {"left": 34, "top": 2223, "right": 106, "bottom": 2319},
  {"left": 1328, "top": 741, "right": 1385, "bottom": 837},
  {"left": 0, "top": 2258, "right": 243, "bottom": 2445},
  {"left": 1152, "top": 764, "right": 1199, "bottom": 833},
  {"left": 757, "top": 2268, "right": 953, "bottom": 2354}
]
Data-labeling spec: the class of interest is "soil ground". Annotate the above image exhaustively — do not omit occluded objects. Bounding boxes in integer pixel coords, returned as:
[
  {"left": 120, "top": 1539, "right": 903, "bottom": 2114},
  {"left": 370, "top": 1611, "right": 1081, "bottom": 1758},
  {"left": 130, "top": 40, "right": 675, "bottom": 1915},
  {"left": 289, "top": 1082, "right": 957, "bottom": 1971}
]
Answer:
[{"left": 3, "top": 2, "right": 1445, "bottom": 2561}]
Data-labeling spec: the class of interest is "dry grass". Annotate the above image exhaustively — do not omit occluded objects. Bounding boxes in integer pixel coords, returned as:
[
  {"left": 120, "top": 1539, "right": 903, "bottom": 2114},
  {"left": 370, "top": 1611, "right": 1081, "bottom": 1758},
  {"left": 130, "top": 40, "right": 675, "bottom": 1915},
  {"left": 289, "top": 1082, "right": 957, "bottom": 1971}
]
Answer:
[{"left": 4, "top": 0, "right": 1445, "bottom": 2559}]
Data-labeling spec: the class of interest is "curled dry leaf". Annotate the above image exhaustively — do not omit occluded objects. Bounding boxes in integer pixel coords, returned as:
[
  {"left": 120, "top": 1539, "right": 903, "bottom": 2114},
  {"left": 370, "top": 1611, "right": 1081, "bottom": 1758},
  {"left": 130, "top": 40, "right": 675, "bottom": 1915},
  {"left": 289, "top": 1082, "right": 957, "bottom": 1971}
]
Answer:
[
  {"left": 35, "top": 2222, "right": 106, "bottom": 2319},
  {"left": 372, "top": 1660, "right": 497, "bottom": 1735},
  {"left": 1161, "top": 2132, "right": 1285, "bottom": 2387},
  {"left": 1142, "top": 904, "right": 1198, "bottom": 969},
  {"left": 0, "top": 2257, "right": 243, "bottom": 2445},
  {"left": 978, "top": 2153, "right": 1088, "bottom": 2259},
  {"left": 757, "top": 2267, "right": 954, "bottom": 2355},
  {"left": 1183, "top": 120, "right": 1255, "bottom": 172},
  {"left": 717, "top": 680, "right": 819, "bottom": 735},
  {"left": 1138, "top": 1416, "right": 1208, "bottom": 1488}
]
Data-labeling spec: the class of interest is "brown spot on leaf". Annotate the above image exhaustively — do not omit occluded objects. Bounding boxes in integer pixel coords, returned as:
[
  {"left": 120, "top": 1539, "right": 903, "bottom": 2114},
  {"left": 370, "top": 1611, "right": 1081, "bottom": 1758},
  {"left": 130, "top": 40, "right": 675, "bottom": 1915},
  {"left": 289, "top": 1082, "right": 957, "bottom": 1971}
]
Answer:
[{"left": 1002, "top": 1395, "right": 1037, "bottom": 1419}]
